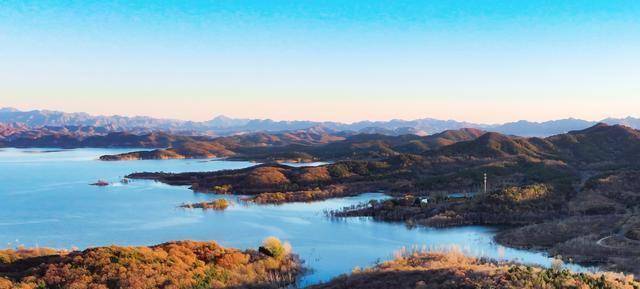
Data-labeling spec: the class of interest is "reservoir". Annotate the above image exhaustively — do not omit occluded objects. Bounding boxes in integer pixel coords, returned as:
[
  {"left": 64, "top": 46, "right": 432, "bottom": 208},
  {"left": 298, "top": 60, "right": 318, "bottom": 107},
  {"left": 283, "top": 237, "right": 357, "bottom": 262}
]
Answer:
[{"left": 0, "top": 148, "right": 595, "bottom": 286}]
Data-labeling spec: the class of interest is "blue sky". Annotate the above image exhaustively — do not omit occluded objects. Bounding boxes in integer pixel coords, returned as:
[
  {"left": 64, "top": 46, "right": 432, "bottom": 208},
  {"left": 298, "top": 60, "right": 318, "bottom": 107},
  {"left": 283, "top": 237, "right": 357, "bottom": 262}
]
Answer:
[{"left": 1, "top": 0, "right": 639, "bottom": 123}]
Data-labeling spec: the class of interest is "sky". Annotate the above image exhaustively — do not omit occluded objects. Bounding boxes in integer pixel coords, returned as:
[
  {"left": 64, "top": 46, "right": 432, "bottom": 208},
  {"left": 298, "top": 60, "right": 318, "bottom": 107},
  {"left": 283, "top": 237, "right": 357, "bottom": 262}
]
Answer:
[{"left": 1, "top": 0, "right": 639, "bottom": 123}]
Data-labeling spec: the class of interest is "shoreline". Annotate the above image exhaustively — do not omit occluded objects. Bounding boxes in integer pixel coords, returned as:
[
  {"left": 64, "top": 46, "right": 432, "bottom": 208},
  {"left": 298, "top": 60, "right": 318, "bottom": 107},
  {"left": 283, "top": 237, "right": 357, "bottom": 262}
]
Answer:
[{"left": 3, "top": 146, "right": 639, "bottom": 284}]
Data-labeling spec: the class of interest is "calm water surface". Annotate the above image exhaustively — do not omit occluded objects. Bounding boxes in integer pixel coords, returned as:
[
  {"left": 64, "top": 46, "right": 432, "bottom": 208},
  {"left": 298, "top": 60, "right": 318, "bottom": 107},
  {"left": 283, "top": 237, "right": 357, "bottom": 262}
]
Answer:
[{"left": 0, "top": 148, "right": 594, "bottom": 285}]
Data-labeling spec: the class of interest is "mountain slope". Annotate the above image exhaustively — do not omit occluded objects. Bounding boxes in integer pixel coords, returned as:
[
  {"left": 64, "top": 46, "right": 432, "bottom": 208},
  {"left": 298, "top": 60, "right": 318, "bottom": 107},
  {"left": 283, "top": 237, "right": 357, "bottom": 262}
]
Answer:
[
  {"left": 99, "top": 127, "right": 346, "bottom": 161},
  {"left": 231, "top": 128, "right": 486, "bottom": 162},
  {"left": 548, "top": 123, "right": 640, "bottom": 166},
  {"left": 434, "top": 132, "right": 551, "bottom": 159}
]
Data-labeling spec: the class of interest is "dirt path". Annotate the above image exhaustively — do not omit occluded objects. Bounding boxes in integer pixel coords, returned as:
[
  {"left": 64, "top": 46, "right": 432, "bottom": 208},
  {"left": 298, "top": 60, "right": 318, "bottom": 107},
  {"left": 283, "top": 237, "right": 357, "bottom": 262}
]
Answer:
[
  {"left": 595, "top": 215, "right": 640, "bottom": 249},
  {"left": 595, "top": 235, "right": 617, "bottom": 249}
]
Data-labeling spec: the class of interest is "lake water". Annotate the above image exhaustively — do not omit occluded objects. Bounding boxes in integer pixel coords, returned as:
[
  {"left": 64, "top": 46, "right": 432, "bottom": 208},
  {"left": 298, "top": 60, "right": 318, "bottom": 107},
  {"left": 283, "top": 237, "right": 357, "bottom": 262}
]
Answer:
[{"left": 0, "top": 148, "right": 594, "bottom": 285}]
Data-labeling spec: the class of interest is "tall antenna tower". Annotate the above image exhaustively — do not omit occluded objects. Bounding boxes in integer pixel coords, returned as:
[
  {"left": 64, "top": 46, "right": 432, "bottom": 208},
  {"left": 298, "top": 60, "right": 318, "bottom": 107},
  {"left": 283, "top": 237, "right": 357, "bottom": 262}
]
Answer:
[{"left": 483, "top": 173, "right": 487, "bottom": 194}]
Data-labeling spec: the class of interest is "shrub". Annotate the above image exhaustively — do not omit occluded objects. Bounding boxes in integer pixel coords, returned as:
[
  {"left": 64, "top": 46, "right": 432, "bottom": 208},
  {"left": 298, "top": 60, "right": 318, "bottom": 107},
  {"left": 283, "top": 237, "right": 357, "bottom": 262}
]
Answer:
[
  {"left": 261, "top": 237, "right": 290, "bottom": 259},
  {"left": 328, "top": 164, "right": 351, "bottom": 178},
  {"left": 212, "top": 184, "right": 233, "bottom": 194},
  {"left": 245, "top": 167, "right": 290, "bottom": 187}
]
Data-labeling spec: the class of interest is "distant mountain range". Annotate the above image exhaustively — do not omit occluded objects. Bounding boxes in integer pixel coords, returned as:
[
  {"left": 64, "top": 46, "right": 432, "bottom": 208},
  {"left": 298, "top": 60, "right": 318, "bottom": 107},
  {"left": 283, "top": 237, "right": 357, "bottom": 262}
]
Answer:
[{"left": 2, "top": 107, "right": 640, "bottom": 137}]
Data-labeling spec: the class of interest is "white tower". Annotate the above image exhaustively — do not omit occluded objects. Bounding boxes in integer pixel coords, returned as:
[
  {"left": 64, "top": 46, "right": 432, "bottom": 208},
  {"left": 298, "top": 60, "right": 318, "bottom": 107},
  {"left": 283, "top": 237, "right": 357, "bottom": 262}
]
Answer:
[{"left": 483, "top": 173, "right": 487, "bottom": 194}]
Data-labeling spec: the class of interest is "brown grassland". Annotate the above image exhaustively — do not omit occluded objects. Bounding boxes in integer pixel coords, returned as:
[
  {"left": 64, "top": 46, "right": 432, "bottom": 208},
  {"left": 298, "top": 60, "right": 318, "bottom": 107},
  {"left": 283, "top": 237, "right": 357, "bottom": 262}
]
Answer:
[{"left": 309, "top": 248, "right": 640, "bottom": 289}]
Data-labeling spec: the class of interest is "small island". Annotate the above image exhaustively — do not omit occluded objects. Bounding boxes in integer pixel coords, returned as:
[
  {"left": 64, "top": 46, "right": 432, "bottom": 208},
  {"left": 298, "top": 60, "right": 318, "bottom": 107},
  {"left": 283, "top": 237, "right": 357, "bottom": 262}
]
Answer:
[
  {"left": 89, "top": 180, "right": 109, "bottom": 186},
  {"left": 181, "top": 198, "right": 231, "bottom": 210}
]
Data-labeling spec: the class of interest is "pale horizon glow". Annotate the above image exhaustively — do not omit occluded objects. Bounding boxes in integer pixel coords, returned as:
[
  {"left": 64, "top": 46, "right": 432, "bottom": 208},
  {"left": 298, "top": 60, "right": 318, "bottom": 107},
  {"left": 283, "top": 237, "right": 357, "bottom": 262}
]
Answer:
[
  {"left": 5, "top": 99, "right": 640, "bottom": 125},
  {"left": 1, "top": 1, "right": 639, "bottom": 123}
]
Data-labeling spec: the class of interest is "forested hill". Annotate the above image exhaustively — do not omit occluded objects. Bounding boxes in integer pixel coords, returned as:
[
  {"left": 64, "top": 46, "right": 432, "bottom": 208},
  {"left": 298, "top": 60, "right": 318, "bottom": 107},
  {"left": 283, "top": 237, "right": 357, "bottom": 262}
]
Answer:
[
  {"left": 129, "top": 123, "right": 640, "bottom": 198},
  {"left": 95, "top": 127, "right": 484, "bottom": 161}
]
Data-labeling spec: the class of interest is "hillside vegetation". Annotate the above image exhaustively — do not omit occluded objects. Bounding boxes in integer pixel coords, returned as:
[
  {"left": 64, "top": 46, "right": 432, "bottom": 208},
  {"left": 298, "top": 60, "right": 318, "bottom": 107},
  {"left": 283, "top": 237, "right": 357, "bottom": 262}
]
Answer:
[
  {"left": 99, "top": 128, "right": 346, "bottom": 160},
  {"left": 232, "top": 128, "right": 485, "bottom": 161},
  {"left": 309, "top": 249, "right": 640, "bottom": 289},
  {"left": 0, "top": 239, "right": 301, "bottom": 289}
]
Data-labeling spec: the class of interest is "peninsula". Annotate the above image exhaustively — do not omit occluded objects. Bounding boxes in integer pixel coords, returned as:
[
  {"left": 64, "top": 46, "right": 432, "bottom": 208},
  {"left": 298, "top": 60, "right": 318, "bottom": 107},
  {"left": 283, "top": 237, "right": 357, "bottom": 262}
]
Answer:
[{"left": 128, "top": 123, "right": 640, "bottom": 275}]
